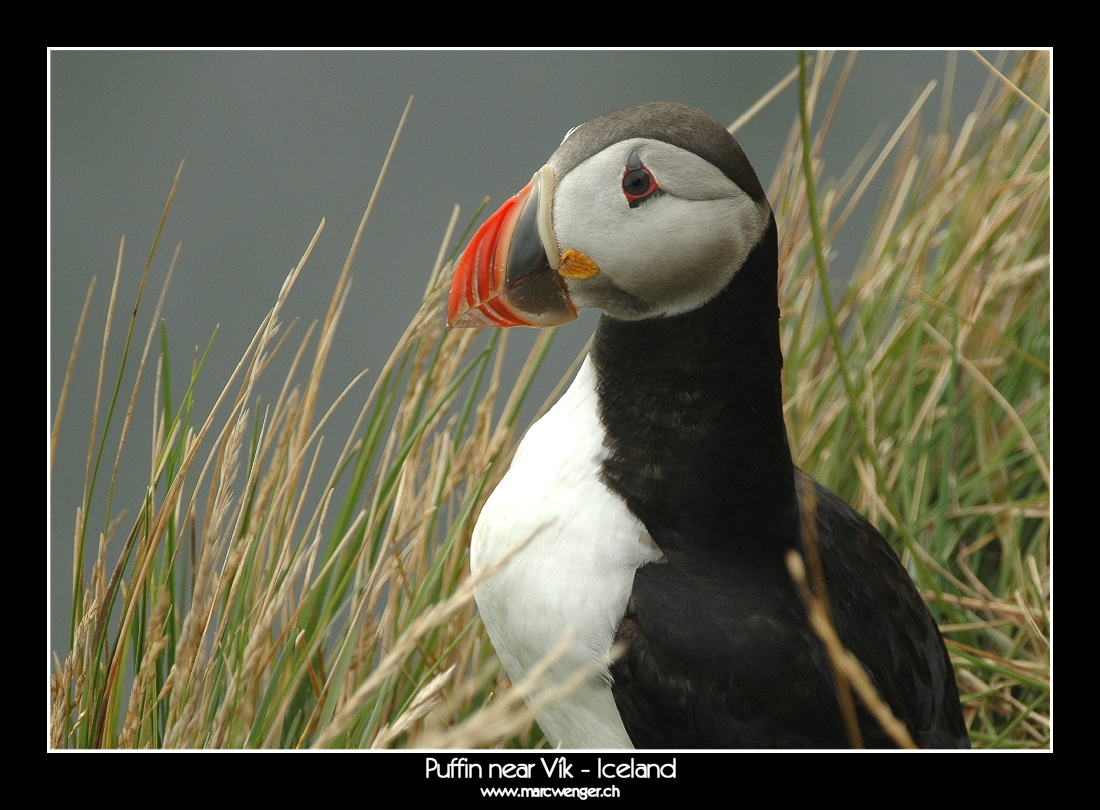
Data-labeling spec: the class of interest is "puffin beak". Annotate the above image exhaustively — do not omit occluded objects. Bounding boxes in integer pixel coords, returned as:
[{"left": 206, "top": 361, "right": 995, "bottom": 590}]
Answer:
[{"left": 448, "top": 166, "right": 581, "bottom": 328}]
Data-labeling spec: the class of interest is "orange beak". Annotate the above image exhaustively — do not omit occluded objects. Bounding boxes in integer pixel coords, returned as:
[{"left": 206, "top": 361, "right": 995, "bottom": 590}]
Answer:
[{"left": 447, "top": 172, "right": 578, "bottom": 329}]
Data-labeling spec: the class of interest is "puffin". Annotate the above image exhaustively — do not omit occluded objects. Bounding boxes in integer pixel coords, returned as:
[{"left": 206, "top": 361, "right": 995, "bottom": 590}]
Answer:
[{"left": 448, "top": 102, "right": 969, "bottom": 749}]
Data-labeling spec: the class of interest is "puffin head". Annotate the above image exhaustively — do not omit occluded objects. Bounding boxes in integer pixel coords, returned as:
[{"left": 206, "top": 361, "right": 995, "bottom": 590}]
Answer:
[{"left": 448, "top": 102, "right": 774, "bottom": 328}]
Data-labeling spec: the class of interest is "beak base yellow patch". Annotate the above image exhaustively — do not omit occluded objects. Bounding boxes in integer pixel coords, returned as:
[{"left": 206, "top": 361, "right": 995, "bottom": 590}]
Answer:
[{"left": 558, "top": 249, "right": 601, "bottom": 280}]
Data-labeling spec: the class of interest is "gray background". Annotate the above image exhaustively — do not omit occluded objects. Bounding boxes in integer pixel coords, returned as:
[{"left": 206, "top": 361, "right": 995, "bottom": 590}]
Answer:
[{"left": 49, "top": 50, "right": 1003, "bottom": 660}]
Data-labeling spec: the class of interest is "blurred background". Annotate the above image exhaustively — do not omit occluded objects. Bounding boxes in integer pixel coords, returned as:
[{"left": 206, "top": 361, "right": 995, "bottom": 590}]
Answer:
[{"left": 48, "top": 49, "right": 1008, "bottom": 660}]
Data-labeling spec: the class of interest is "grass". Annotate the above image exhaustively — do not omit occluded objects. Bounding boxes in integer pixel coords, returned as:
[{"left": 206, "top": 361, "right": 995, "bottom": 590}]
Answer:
[
  {"left": 775, "top": 52, "right": 1049, "bottom": 748},
  {"left": 50, "top": 52, "right": 1049, "bottom": 749}
]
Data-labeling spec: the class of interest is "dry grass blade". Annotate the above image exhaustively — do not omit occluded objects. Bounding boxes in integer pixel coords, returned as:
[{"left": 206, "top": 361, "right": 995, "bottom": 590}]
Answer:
[
  {"left": 786, "top": 550, "right": 917, "bottom": 749},
  {"left": 51, "top": 277, "right": 96, "bottom": 479}
]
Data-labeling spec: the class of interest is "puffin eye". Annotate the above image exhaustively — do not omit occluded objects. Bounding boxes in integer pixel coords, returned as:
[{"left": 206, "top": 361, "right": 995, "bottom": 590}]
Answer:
[{"left": 622, "top": 151, "right": 663, "bottom": 209}]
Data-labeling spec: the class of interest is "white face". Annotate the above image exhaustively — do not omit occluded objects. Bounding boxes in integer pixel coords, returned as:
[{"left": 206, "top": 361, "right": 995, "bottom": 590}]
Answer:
[{"left": 550, "top": 138, "right": 772, "bottom": 320}]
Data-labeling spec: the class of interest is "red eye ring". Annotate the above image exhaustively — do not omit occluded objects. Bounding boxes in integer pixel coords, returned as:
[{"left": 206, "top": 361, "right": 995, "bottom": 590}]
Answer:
[{"left": 622, "top": 163, "right": 662, "bottom": 208}]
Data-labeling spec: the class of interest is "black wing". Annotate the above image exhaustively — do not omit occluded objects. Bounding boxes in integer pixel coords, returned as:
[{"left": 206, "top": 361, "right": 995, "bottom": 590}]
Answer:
[{"left": 610, "top": 470, "right": 969, "bottom": 749}]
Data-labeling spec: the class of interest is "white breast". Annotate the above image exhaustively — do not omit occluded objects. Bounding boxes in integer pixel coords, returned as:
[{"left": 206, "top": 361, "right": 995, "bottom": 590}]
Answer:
[{"left": 471, "top": 357, "right": 663, "bottom": 748}]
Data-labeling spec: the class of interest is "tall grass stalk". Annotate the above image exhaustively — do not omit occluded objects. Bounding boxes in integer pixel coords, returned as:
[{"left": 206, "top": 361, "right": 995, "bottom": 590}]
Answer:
[{"left": 51, "top": 52, "right": 1049, "bottom": 749}]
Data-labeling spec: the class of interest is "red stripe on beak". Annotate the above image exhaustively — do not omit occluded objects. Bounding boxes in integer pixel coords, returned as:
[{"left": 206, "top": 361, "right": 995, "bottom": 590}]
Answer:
[{"left": 448, "top": 181, "right": 534, "bottom": 328}]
